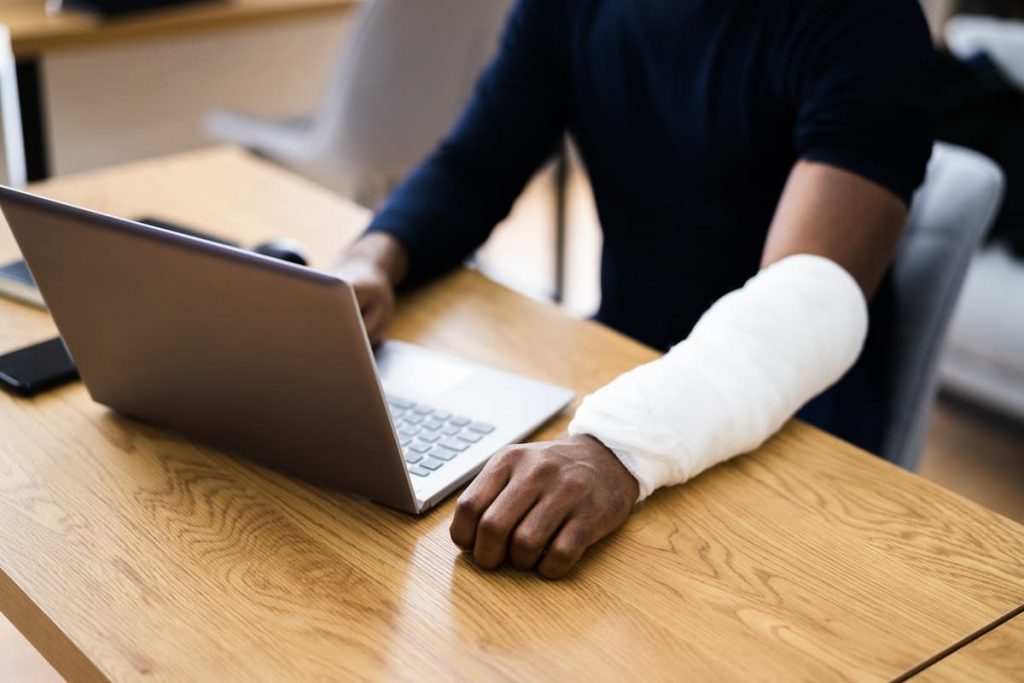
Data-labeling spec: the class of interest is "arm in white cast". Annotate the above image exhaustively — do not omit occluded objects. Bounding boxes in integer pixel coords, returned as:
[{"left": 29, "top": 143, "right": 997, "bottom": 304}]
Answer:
[{"left": 568, "top": 254, "right": 869, "bottom": 502}]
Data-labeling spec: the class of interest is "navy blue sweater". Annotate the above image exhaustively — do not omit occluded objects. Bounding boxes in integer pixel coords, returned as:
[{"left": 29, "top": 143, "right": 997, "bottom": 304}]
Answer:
[{"left": 367, "top": 0, "right": 937, "bottom": 455}]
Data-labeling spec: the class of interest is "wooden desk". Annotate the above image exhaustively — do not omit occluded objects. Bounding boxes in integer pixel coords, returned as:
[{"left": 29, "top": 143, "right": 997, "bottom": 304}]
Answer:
[
  {"left": 1, "top": 147, "right": 1022, "bottom": 681},
  {"left": 914, "top": 610, "right": 1024, "bottom": 682},
  {"left": 0, "top": 0, "right": 356, "bottom": 180},
  {"left": 2, "top": 0, "right": 354, "bottom": 58}
]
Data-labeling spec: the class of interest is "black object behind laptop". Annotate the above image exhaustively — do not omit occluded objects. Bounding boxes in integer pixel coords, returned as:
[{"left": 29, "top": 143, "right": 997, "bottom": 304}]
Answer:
[
  {"left": 135, "top": 217, "right": 239, "bottom": 247},
  {"left": 0, "top": 216, "right": 239, "bottom": 311},
  {"left": 52, "top": 0, "right": 219, "bottom": 18},
  {"left": 0, "top": 338, "right": 78, "bottom": 396}
]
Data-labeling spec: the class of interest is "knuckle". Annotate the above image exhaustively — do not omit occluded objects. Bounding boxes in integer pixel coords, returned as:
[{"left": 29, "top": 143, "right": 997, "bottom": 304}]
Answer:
[
  {"left": 538, "top": 547, "right": 578, "bottom": 579},
  {"left": 539, "top": 564, "right": 570, "bottom": 580},
  {"left": 455, "top": 496, "right": 482, "bottom": 519},
  {"left": 547, "top": 544, "right": 576, "bottom": 566},
  {"left": 449, "top": 525, "right": 471, "bottom": 548},
  {"left": 509, "top": 549, "right": 539, "bottom": 571},
  {"left": 477, "top": 513, "right": 506, "bottom": 540},
  {"left": 512, "top": 527, "right": 543, "bottom": 554},
  {"left": 492, "top": 446, "right": 520, "bottom": 467},
  {"left": 559, "top": 472, "right": 590, "bottom": 496},
  {"left": 529, "top": 456, "right": 560, "bottom": 480},
  {"left": 475, "top": 557, "right": 500, "bottom": 571},
  {"left": 476, "top": 553, "right": 503, "bottom": 571},
  {"left": 568, "top": 525, "right": 591, "bottom": 548}
]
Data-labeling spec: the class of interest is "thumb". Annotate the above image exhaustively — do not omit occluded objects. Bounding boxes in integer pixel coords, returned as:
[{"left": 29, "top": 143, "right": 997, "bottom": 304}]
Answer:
[{"left": 361, "top": 299, "right": 388, "bottom": 342}]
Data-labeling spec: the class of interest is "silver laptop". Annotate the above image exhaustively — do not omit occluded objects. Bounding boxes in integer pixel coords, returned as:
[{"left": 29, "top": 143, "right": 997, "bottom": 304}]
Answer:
[{"left": 0, "top": 186, "right": 574, "bottom": 514}]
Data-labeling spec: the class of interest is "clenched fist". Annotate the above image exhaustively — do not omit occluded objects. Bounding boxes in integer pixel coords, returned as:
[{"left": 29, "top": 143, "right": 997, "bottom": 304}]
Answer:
[{"left": 450, "top": 434, "right": 639, "bottom": 579}]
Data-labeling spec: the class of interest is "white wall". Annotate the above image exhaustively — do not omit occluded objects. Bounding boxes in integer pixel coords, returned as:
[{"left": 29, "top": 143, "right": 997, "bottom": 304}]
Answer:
[{"left": 43, "top": 14, "right": 352, "bottom": 176}]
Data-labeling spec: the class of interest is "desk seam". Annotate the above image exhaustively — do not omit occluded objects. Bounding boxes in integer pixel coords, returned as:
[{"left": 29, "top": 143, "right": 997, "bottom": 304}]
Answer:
[{"left": 890, "top": 601, "right": 1024, "bottom": 681}]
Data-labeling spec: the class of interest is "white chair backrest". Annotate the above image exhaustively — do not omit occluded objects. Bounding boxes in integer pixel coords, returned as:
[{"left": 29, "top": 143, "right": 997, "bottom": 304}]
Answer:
[
  {"left": 312, "top": 0, "right": 513, "bottom": 175},
  {"left": 883, "top": 142, "right": 1004, "bottom": 469}
]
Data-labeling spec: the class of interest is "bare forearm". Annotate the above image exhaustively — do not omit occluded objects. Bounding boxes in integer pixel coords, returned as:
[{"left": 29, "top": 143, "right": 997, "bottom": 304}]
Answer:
[{"left": 762, "top": 160, "right": 908, "bottom": 300}]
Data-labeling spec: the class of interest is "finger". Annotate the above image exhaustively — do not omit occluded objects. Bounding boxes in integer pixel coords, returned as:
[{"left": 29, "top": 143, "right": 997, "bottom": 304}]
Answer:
[
  {"left": 472, "top": 481, "right": 541, "bottom": 569},
  {"left": 351, "top": 284, "right": 377, "bottom": 326},
  {"left": 351, "top": 282, "right": 375, "bottom": 313},
  {"left": 537, "top": 516, "right": 596, "bottom": 579},
  {"left": 450, "top": 458, "right": 512, "bottom": 550},
  {"left": 362, "top": 304, "right": 387, "bottom": 342},
  {"left": 508, "top": 494, "right": 574, "bottom": 571}
]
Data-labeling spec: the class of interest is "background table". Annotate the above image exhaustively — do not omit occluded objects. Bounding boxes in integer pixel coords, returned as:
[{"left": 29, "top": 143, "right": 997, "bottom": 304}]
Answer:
[
  {"left": 0, "top": 0, "right": 357, "bottom": 180},
  {"left": 0, "top": 147, "right": 1022, "bottom": 681}
]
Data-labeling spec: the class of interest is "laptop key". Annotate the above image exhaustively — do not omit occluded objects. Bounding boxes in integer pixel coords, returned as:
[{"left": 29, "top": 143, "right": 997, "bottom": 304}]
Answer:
[
  {"left": 408, "top": 465, "right": 431, "bottom": 477},
  {"left": 438, "top": 437, "right": 469, "bottom": 452},
  {"left": 429, "top": 445, "right": 460, "bottom": 461},
  {"left": 388, "top": 396, "right": 415, "bottom": 410},
  {"left": 391, "top": 399, "right": 492, "bottom": 461}
]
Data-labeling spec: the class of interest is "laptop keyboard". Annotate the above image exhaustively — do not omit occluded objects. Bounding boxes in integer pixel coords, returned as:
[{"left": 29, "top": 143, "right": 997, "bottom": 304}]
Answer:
[{"left": 386, "top": 395, "right": 495, "bottom": 478}]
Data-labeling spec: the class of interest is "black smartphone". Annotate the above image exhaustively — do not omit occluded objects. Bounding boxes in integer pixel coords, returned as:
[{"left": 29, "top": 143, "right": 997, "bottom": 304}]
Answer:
[
  {"left": 134, "top": 216, "right": 239, "bottom": 247},
  {"left": 0, "top": 338, "right": 79, "bottom": 397}
]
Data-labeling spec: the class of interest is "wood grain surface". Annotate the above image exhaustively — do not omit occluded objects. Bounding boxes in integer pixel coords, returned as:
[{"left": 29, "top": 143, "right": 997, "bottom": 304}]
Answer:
[
  {"left": 0, "top": 0, "right": 356, "bottom": 58},
  {"left": 914, "top": 611, "right": 1024, "bottom": 682},
  {"left": 0, "top": 147, "right": 1022, "bottom": 682}
]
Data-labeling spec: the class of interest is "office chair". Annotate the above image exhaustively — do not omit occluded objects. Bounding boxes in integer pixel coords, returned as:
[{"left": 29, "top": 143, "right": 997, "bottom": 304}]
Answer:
[
  {"left": 204, "top": 0, "right": 512, "bottom": 208},
  {"left": 882, "top": 142, "right": 1004, "bottom": 470},
  {"left": 0, "top": 27, "right": 26, "bottom": 188},
  {"left": 945, "top": 13, "right": 1024, "bottom": 90}
]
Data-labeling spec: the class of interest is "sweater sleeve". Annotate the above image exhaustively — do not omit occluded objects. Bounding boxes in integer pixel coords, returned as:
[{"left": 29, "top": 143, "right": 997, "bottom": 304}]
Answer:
[
  {"left": 793, "top": 0, "right": 938, "bottom": 205},
  {"left": 365, "top": 0, "right": 567, "bottom": 286}
]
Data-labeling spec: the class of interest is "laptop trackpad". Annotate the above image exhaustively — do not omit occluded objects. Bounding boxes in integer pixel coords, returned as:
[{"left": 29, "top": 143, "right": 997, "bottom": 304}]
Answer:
[{"left": 374, "top": 341, "right": 474, "bottom": 400}]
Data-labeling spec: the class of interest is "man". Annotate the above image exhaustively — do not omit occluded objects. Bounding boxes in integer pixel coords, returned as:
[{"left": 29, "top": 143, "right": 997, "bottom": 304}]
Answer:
[{"left": 334, "top": 0, "right": 938, "bottom": 578}]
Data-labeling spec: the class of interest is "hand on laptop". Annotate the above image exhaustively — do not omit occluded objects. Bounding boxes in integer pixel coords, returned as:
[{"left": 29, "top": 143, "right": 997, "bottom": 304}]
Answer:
[
  {"left": 333, "top": 233, "right": 408, "bottom": 343},
  {"left": 449, "top": 434, "right": 639, "bottom": 578}
]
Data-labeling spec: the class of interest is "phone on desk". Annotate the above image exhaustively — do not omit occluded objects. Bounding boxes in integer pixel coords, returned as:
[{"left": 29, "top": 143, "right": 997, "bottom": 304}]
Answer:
[{"left": 0, "top": 338, "right": 79, "bottom": 397}]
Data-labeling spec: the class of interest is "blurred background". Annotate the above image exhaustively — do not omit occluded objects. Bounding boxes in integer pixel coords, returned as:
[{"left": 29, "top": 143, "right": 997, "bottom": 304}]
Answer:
[{"left": 0, "top": 0, "right": 1022, "bottom": 678}]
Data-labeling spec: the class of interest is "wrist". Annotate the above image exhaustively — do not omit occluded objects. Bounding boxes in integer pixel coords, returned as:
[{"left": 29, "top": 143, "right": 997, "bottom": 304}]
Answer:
[
  {"left": 337, "top": 231, "right": 409, "bottom": 287},
  {"left": 571, "top": 433, "right": 641, "bottom": 505}
]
